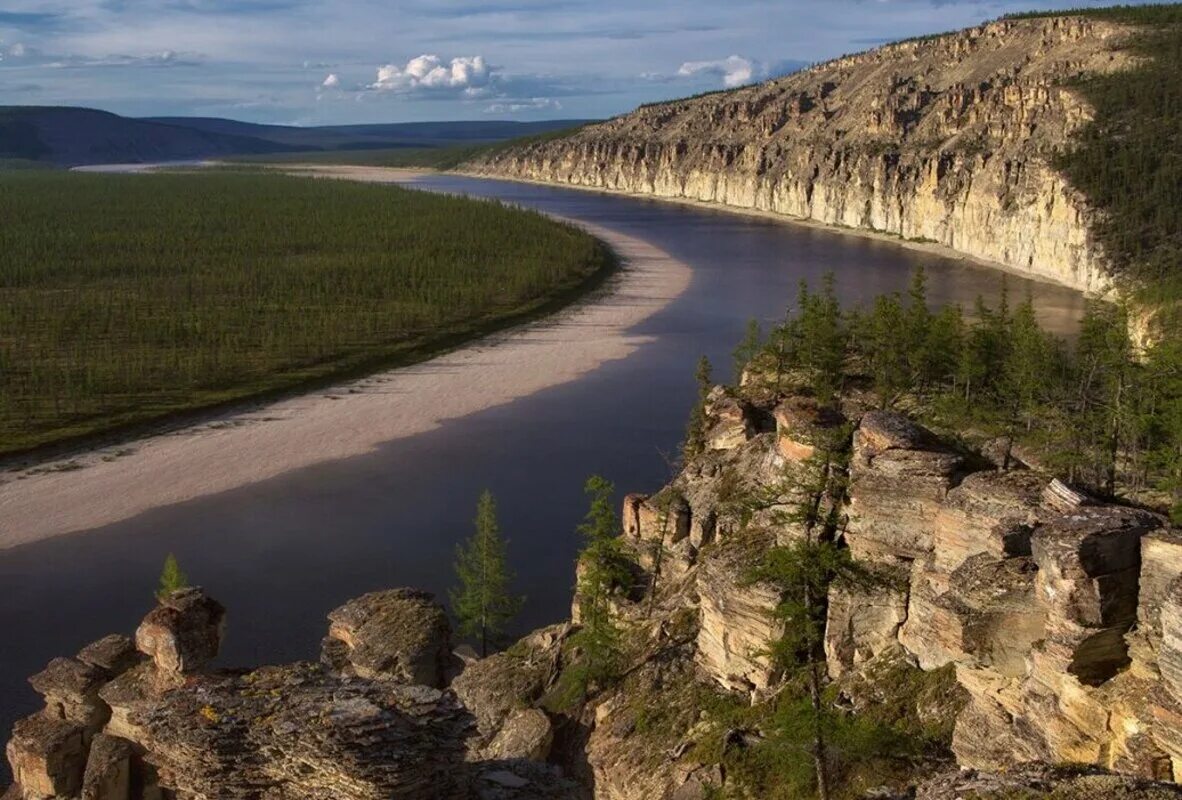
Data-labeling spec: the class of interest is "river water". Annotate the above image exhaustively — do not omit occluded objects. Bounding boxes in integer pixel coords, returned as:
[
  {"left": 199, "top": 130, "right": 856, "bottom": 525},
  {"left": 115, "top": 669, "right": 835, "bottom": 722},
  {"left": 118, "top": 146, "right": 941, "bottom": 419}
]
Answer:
[{"left": 0, "top": 175, "right": 1086, "bottom": 775}]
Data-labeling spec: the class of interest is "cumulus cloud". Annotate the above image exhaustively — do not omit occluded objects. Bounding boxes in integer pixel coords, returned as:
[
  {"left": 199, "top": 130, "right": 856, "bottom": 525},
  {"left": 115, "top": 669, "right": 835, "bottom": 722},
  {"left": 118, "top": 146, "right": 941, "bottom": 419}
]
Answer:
[
  {"left": 370, "top": 54, "right": 494, "bottom": 95},
  {"left": 321, "top": 72, "right": 339, "bottom": 88},
  {"left": 677, "top": 54, "right": 757, "bottom": 88},
  {"left": 484, "top": 96, "right": 560, "bottom": 114}
]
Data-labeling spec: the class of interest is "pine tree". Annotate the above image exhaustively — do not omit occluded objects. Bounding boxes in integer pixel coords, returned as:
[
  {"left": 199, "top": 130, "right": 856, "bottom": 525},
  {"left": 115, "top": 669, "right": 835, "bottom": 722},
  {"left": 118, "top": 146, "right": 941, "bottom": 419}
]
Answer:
[
  {"left": 563, "top": 475, "right": 629, "bottom": 704},
  {"left": 450, "top": 490, "right": 523, "bottom": 657},
  {"left": 156, "top": 553, "right": 189, "bottom": 601}
]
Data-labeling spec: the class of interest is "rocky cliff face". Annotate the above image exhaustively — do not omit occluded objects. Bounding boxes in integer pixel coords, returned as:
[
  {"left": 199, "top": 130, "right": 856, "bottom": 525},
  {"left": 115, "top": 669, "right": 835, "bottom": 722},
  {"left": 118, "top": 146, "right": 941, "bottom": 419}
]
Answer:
[
  {"left": 470, "top": 16, "right": 1138, "bottom": 294},
  {"left": 10, "top": 388, "right": 1182, "bottom": 799}
]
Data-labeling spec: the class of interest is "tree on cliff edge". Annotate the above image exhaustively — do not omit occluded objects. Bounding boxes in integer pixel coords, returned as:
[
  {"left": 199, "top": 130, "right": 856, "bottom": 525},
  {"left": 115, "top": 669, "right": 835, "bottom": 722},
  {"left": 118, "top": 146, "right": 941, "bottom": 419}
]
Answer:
[
  {"left": 450, "top": 490, "right": 523, "bottom": 657},
  {"left": 559, "top": 475, "right": 629, "bottom": 705},
  {"left": 156, "top": 553, "right": 189, "bottom": 600}
]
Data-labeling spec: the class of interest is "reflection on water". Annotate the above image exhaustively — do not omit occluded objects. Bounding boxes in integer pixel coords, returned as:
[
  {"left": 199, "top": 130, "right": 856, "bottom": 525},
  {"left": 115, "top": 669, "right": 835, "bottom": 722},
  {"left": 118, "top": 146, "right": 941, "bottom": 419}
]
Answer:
[{"left": 0, "top": 176, "right": 1085, "bottom": 774}]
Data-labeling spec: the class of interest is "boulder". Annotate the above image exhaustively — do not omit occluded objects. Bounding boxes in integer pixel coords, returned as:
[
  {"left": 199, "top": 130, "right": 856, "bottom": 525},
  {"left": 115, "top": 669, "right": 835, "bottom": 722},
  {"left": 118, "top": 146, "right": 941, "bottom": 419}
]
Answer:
[
  {"left": 846, "top": 411, "right": 962, "bottom": 562},
  {"left": 5, "top": 714, "right": 88, "bottom": 798},
  {"left": 1031, "top": 507, "right": 1160, "bottom": 685},
  {"left": 452, "top": 625, "right": 567, "bottom": 742},
  {"left": 635, "top": 490, "right": 691, "bottom": 545},
  {"left": 695, "top": 530, "right": 782, "bottom": 693},
  {"left": 824, "top": 573, "right": 909, "bottom": 678},
  {"left": 29, "top": 657, "right": 110, "bottom": 734},
  {"left": 929, "top": 471, "right": 1046, "bottom": 575},
  {"left": 322, "top": 588, "right": 452, "bottom": 687},
  {"left": 80, "top": 734, "right": 132, "bottom": 800},
  {"left": 772, "top": 397, "right": 845, "bottom": 463},
  {"left": 1139, "top": 530, "right": 1182, "bottom": 655},
  {"left": 900, "top": 555, "right": 1044, "bottom": 675},
  {"left": 77, "top": 635, "right": 140, "bottom": 679},
  {"left": 703, "top": 387, "right": 755, "bottom": 451},
  {"left": 484, "top": 709, "right": 553, "bottom": 761},
  {"left": 622, "top": 493, "right": 647, "bottom": 539},
  {"left": 134, "top": 588, "right": 225, "bottom": 675}
]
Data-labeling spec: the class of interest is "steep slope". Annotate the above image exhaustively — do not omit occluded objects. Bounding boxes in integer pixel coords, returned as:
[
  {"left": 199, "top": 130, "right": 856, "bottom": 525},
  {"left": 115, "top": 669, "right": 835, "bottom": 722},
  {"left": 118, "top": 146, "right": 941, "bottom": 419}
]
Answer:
[
  {"left": 0, "top": 107, "right": 296, "bottom": 166},
  {"left": 470, "top": 16, "right": 1138, "bottom": 294}
]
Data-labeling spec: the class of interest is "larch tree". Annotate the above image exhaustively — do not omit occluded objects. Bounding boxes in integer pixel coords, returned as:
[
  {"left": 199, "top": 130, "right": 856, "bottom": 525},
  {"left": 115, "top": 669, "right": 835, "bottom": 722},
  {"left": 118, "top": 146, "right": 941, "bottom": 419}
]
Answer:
[
  {"left": 156, "top": 553, "right": 189, "bottom": 601},
  {"left": 450, "top": 490, "right": 523, "bottom": 657}
]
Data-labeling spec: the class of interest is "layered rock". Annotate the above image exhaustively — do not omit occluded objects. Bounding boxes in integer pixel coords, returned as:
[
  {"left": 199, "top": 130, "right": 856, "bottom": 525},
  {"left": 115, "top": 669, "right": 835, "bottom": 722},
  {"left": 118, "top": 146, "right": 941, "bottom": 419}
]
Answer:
[
  {"left": 6, "top": 588, "right": 577, "bottom": 800},
  {"left": 322, "top": 588, "right": 453, "bottom": 687},
  {"left": 472, "top": 17, "right": 1136, "bottom": 294}
]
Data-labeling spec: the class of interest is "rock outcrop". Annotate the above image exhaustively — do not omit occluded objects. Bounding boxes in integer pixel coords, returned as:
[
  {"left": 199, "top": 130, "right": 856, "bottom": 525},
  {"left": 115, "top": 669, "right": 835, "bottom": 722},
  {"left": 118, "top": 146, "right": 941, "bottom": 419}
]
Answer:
[
  {"left": 471, "top": 16, "right": 1140, "bottom": 294},
  {"left": 5, "top": 587, "right": 579, "bottom": 800}
]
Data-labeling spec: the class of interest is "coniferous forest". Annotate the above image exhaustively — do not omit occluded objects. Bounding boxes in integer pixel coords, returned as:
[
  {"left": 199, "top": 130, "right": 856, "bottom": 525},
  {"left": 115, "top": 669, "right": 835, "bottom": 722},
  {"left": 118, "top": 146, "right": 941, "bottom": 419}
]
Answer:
[{"left": 0, "top": 171, "right": 612, "bottom": 455}]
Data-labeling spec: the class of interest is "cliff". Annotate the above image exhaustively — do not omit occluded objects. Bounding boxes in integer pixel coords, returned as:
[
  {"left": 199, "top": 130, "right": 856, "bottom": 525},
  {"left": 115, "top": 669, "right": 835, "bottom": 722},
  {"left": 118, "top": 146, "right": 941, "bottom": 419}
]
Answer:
[
  {"left": 468, "top": 16, "right": 1139, "bottom": 294},
  {"left": 9, "top": 374, "right": 1182, "bottom": 798}
]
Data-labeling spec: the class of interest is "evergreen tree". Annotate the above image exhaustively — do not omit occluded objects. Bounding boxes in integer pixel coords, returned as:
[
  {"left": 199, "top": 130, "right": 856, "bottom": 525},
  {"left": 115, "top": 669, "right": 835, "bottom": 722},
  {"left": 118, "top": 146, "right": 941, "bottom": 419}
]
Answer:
[
  {"left": 564, "top": 475, "right": 629, "bottom": 704},
  {"left": 1073, "top": 301, "right": 1135, "bottom": 496},
  {"left": 156, "top": 553, "right": 189, "bottom": 600},
  {"left": 864, "top": 293, "right": 908, "bottom": 405},
  {"left": 796, "top": 275, "right": 846, "bottom": 402},
  {"left": 743, "top": 427, "right": 879, "bottom": 800},
  {"left": 733, "top": 318, "right": 764, "bottom": 384},
  {"left": 450, "top": 490, "right": 523, "bottom": 657},
  {"left": 683, "top": 356, "right": 714, "bottom": 462}
]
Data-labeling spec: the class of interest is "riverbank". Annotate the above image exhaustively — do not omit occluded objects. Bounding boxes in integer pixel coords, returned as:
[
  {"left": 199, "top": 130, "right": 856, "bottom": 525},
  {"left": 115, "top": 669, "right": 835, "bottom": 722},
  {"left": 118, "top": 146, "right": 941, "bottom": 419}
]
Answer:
[{"left": 0, "top": 167, "right": 692, "bottom": 549}]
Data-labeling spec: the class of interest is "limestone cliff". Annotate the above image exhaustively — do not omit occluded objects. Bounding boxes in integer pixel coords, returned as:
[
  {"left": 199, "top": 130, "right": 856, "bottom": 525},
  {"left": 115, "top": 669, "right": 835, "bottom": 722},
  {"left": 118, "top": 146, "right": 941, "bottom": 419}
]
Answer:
[{"left": 469, "top": 16, "right": 1139, "bottom": 294}]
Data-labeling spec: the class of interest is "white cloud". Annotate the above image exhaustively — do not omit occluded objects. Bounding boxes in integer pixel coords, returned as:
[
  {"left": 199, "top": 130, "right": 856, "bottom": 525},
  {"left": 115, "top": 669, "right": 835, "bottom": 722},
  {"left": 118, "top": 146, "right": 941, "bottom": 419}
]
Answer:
[
  {"left": 370, "top": 54, "right": 493, "bottom": 95},
  {"left": 321, "top": 72, "right": 339, "bottom": 88},
  {"left": 484, "top": 96, "right": 560, "bottom": 114},
  {"left": 677, "top": 54, "right": 758, "bottom": 88}
]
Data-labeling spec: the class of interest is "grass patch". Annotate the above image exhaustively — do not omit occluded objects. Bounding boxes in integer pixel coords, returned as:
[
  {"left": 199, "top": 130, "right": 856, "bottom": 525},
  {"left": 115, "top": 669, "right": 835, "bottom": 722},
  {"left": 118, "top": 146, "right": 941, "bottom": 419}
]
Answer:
[{"left": 0, "top": 170, "right": 614, "bottom": 456}]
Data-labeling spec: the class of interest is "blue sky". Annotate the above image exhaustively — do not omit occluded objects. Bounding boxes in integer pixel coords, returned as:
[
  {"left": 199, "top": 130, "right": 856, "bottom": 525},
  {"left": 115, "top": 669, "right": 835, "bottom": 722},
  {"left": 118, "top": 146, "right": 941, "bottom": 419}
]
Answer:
[{"left": 0, "top": 0, "right": 1160, "bottom": 125}]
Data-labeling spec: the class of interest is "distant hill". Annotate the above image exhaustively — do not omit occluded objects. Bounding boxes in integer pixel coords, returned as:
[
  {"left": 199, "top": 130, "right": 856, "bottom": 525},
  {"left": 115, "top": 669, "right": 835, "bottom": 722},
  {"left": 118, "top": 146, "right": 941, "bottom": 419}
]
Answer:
[
  {"left": 0, "top": 107, "right": 296, "bottom": 166},
  {"left": 142, "top": 117, "right": 596, "bottom": 152},
  {"left": 0, "top": 107, "right": 595, "bottom": 167}
]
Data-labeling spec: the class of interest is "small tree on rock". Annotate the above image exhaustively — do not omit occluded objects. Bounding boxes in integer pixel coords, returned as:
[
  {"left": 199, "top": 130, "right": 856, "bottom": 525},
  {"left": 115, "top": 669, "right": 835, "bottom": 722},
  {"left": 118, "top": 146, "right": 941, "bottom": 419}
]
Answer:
[
  {"left": 450, "top": 490, "right": 523, "bottom": 657},
  {"left": 560, "top": 475, "right": 629, "bottom": 706},
  {"left": 157, "top": 553, "right": 189, "bottom": 601}
]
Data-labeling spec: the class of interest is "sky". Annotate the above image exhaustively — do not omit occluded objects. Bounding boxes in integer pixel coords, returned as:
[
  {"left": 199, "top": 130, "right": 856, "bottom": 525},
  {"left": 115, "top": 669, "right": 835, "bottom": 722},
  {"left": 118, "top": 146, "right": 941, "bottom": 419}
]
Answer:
[{"left": 0, "top": 0, "right": 1161, "bottom": 126}]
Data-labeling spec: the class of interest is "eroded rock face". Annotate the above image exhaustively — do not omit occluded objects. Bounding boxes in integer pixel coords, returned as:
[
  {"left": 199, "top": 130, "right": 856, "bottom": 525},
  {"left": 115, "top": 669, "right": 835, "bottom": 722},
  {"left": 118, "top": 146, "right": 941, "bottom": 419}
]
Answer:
[
  {"left": 322, "top": 588, "right": 452, "bottom": 687},
  {"left": 472, "top": 17, "right": 1134, "bottom": 295},
  {"left": 1032, "top": 507, "right": 1160, "bottom": 685},
  {"left": 695, "top": 530, "right": 782, "bottom": 693},
  {"left": 452, "top": 624, "right": 568, "bottom": 758},
  {"left": 134, "top": 588, "right": 225, "bottom": 675}
]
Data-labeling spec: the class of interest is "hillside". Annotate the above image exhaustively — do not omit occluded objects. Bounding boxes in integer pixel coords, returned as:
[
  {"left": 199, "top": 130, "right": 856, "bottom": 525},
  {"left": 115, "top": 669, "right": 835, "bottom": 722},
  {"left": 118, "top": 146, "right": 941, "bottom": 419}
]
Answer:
[
  {"left": 0, "top": 107, "right": 593, "bottom": 167},
  {"left": 469, "top": 11, "right": 1179, "bottom": 301},
  {"left": 142, "top": 117, "right": 594, "bottom": 152},
  {"left": 0, "top": 107, "right": 295, "bottom": 166}
]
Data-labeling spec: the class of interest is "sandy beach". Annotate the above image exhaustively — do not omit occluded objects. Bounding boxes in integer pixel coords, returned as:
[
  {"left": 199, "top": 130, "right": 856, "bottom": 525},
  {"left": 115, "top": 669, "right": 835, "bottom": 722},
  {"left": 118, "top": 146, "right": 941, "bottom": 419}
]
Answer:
[{"left": 0, "top": 166, "right": 692, "bottom": 549}]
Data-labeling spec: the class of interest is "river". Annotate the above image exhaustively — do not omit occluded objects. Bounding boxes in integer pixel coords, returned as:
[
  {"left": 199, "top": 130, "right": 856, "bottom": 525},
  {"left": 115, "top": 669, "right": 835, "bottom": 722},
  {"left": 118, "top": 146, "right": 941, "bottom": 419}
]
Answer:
[{"left": 0, "top": 174, "right": 1086, "bottom": 777}]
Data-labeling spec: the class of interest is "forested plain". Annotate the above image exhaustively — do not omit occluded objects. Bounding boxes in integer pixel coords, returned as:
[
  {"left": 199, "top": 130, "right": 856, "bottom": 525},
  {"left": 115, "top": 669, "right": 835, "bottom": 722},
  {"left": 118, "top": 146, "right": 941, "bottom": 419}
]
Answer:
[{"left": 0, "top": 171, "right": 612, "bottom": 455}]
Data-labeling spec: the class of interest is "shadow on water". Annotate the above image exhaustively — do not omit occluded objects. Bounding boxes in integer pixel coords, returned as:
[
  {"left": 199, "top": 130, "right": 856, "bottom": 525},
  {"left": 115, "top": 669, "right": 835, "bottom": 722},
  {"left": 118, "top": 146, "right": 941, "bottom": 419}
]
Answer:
[{"left": 0, "top": 176, "right": 1086, "bottom": 779}]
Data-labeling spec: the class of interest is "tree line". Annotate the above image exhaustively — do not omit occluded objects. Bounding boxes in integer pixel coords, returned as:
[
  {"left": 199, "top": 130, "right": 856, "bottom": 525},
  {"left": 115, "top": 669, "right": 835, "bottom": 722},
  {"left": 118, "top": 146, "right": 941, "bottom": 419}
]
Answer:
[{"left": 731, "top": 268, "right": 1182, "bottom": 519}]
